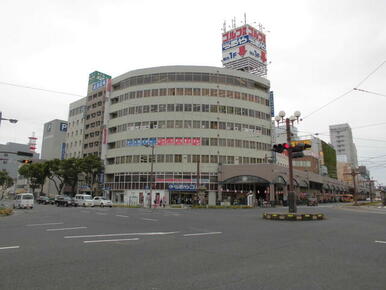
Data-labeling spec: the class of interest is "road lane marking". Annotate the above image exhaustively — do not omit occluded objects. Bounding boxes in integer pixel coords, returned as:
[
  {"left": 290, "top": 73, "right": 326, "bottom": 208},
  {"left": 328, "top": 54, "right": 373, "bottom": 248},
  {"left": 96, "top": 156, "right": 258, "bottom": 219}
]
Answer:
[
  {"left": 47, "top": 227, "right": 88, "bottom": 231},
  {"left": 96, "top": 213, "right": 108, "bottom": 216},
  {"left": 26, "top": 222, "right": 64, "bottom": 227},
  {"left": 64, "top": 231, "right": 179, "bottom": 239},
  {"left": 141, "top": 218, "right": 158, "bottom": 221},
  {"left": 375, "top": 240, "right": 386, "bottom": 244},
  {"left": 83, "top": 238, "right": 139, "bottom": 244},
  {"left": 0, "top": 246, "right": 20, "bottom": 250},
  {"left": 116, "top": 215, "right": 129, "bottom": 218},
  {"left": 183, "top": 232, "right": 222, "bottom": 237}
]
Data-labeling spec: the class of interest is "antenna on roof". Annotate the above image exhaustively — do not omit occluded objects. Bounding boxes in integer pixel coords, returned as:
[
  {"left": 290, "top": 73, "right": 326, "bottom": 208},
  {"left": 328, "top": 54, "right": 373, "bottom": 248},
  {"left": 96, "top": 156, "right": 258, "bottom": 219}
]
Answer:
[{"left": 244, "top": 12, "right": 247, "bottom": 25}]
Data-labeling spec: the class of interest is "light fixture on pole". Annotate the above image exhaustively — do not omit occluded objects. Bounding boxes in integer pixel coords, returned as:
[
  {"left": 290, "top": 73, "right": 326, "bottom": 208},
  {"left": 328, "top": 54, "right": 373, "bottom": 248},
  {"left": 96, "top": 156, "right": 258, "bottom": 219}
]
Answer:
[
  {"left": 0, "top": 112, "right": 18, "bottom": 126},
  {"left": 274, "top": 110, "right": 302, "bottom": 213}
]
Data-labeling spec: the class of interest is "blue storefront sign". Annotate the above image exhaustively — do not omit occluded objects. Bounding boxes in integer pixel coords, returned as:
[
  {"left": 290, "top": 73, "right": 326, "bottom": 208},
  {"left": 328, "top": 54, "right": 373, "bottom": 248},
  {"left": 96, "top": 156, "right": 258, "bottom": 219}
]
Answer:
[
  {"left": 269, "top": 91, "right": 275, "bottom": 117},
  {"left": 168, "top": 184, "right": 197, "bottom": 192},
  {"left": 127, "top": 138, "right": 157, "bottom": 147}
]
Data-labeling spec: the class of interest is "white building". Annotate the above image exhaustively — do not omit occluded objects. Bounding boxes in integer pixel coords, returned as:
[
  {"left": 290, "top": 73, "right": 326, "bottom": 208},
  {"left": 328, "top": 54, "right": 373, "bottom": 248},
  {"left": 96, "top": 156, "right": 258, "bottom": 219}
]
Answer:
[
  {"left": 41, "top": 119, "right": 68, "bottom": 160},
  {"left": 329, "top": 123, "right": 358, "bottom": 167},
  {"left": 65, "top": 98, "right": 86, "bottom": 159}
]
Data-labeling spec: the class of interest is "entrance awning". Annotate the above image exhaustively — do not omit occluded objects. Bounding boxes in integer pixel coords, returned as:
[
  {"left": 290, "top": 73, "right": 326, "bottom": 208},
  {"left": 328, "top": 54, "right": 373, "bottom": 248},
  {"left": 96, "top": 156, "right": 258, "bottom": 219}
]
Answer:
[
  {"left": 222, "top": 175, "right": 270, "bottom": 184},
  {"left": 299, "top": 180, "right": 308, "bottom": 188},
  {"left": 272, "top": 176, "right": 287, "bottom": 185}
]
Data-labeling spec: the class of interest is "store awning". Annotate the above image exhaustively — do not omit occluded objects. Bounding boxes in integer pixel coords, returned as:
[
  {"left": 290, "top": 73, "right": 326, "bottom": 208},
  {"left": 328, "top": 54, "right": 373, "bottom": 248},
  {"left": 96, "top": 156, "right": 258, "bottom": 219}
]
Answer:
[{"left": 222, "top": 175, "right": 270, "bottom": 184}]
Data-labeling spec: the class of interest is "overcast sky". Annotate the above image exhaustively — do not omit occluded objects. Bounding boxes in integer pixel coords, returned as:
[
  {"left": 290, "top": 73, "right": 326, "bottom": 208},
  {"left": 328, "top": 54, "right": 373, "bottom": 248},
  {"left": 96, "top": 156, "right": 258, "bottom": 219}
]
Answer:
[{"left": 1, "top": 0, "right": 385, "bottom": 184}]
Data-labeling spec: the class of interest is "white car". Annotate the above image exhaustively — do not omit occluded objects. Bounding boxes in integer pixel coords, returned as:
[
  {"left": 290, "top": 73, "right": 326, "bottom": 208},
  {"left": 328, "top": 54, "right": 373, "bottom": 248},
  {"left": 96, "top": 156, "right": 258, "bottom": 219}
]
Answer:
[
  {"left": 74, "top": 194, "right": 94, "bottom": 207},
  {"left": 93, "top": 197, "right": 113, "bottom": 207},
  {"left": 14, "top": 193, "right": 34, "bottom": 209}
]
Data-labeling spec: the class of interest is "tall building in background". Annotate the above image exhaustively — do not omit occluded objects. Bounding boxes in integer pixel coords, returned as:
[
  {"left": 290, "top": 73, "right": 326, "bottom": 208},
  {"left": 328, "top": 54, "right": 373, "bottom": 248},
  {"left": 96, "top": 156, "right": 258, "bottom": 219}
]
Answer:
[
  {"left": 65, "top": 97, "right": 86, "bottom": 159},
  {"left": 329, "top": 123, "right": 358, "bottom": 167},
  {"left": 41, "top": 119, "right": 68, "bottom": 160},
  {"left": 83, "top": 71, "right": 111, "bottom": 157},
  {"left": 0, "top": 142, "right": 39, "bottom": 179}
]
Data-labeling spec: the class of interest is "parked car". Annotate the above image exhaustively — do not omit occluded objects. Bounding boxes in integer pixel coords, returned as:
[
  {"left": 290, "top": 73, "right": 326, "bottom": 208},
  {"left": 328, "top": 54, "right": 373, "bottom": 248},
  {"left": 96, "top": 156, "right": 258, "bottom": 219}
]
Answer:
[
  {"left": 74, "top": 194, "right": 94, "bottom": 207},
  {"left": 93, "top": 196, "right": 113, "bottom": 207},
  {"left": 56, "top": 195, "right": 75, "bottom": 207},
  {"left": 307, "top": 198, "right": 318, "bottom": 206},
  {"left": 37, "top": 196, "right": 49, "bottom": 204},
  {"left": 14, "top": 193, "right": 34, "bottom": 209}
]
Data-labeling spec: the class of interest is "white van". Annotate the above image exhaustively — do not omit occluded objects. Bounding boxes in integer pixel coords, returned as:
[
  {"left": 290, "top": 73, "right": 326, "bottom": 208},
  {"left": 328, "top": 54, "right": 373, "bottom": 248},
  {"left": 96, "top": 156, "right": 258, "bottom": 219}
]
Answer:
[
  {"left": 14, "top": 193, "right": 34, "bottom": 209},
  {"left": 74, "top": 194, "right": 94, "bottom": 207}
]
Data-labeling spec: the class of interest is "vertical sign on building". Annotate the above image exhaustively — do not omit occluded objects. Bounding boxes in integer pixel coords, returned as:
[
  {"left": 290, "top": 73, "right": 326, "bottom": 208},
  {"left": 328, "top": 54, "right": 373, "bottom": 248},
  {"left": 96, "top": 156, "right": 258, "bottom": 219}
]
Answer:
[{"left": 269, "top": 91, "right": 274, "bottom": 117}]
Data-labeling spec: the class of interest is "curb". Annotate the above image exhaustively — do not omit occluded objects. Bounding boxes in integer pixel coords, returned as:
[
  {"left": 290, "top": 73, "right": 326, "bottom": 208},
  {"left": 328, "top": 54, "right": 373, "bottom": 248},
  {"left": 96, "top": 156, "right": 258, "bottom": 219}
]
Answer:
[{"left": 263, "top": 212, "right": 325, "bottom": 221}]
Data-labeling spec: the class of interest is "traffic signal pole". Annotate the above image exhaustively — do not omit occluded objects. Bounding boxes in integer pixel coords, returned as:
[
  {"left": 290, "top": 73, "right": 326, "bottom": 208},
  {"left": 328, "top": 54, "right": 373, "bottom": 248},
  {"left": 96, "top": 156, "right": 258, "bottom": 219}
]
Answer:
[{"left": 286, "top": 118, "right": 297, "bottom": 213}]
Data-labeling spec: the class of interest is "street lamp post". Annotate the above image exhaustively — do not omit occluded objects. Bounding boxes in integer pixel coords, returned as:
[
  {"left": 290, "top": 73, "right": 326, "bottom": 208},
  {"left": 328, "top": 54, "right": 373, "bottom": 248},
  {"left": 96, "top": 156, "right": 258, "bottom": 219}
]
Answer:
[
  {"left": 0, "top": 112, "right": 18, "bottom": 126},
  {"left": 274, "top": 110, "right": 302, "bottom": 213},
  {"left": 144, "top": 144, "right": 155, "bottom": 208}
]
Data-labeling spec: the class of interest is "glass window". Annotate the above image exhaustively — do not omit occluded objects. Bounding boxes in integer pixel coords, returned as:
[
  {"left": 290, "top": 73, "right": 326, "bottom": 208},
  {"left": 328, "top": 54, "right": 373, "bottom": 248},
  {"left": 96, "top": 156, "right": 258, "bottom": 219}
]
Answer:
[
  {"left": 201, "top": 137, "right": 209, "bottom": 146},
  {"left": 193, "top": 120, "right": 200, "bottom": 128},
  {"left": 227, "top": 139, "right": 235, "bottom": 147},
  {"left": 219, "top": 90, "right": 226, "bottom": 97},
  {"left": 227, "top": 156, "right": 234, "bottom": 164},
  {"left": 219, "top": 155, "right": 226, "bottom": 164},
  {"left": 184, "top": 120, "right": 192, "bottom": 128},
  {"left": 158, "top": 121, "right": 166, "bottom": 128},
  {"left": 234, "top": 92, "right": 240, "bottom": 99},
  {"left": 193, "top": 88, "right": 201, "bottom": 96},
  {"left": 202, "top": 104, "right": 209, "bottom": 112},
  {"left": 151, "top": 105, "right": 158, "bottom": 112},
  {"left": 176, "top": 88, "right": 184, "bottom": 95},
  {"left": 165, "top": 154, "right": 173, "bottom": 162},
  {"left": 210, "top": 105, "right": 218, "bottom": 113},
  {"left": 219, "top": 138, "right": 226, "bottom": 146},
  {"left": 129, "top": 91, "right": 136, "bottom": 99},
  {"left": 176, "top": 104, "right": 183, "bottom": 112},
  {"left": 219, "top": 106, "right": 226, "bottom": 113},
  {"left": 226, "top": 122, "right": 234, "bottom": 130},
  {"left": 168, "top": 88, "right": 176, "bottom": 96},
  {"left": 184, "top": 88, "right": 193, "bottom": 96},
  {"left": 219, "top": 122, "right": 226, "bottom": 130},
  {"left": 184, "top": 104, "right": 192, "bottom": 111},
  {"left": 184, "top": 72, "right": 193, "bottom": 81},
  {"left": 167, "top": 73, "right": 176, "bottom": 81},
  {"left": 227, "top": 91, "right": 234, "bottom": 98},
  {"left": 201, "top": 155, "right": 209, "bottom": 163},
  {"left": 144, "top": 90, "right": 151, "bottom": 97},
  {"left": 227, "top": 106, "right": 234, "bottom": 114},
  {"left": 175, "top": 120, "right": 183, "bottom": 128},
  {"left": 193, "top": 104, "right": 201, "bottom": 112},
  {"left": 176, "top": 72, "right": 184, "bottom": 81},
  {"left": 210, "top": 121, "right": 218, "bottom": 129},
  {"left": 160, "top": 88, "right": 167, "bottom": 96},
  {"left": 210, "top": 138, "right": 218, "bottom": 146},
  {"left": 151, "top": 89, "right": 159, "bottom": 97},
  {"left": 143, "top": 105, "right": 150, "bottom": 113},
  {"left": 210, "top": 89, "right": 218, "bottom": 97},
  {"left": 210, "top": 155, "right": 218, "bottom": 163},
  {"left": 192, "top": 155, "right": 200, "bottom": 163},
  {"left": 174, "top": 155, "right": 182, "bottom": 163},
  {"left": 159, "top": 104, "right": 166, "bottom": 112},
  {"left": 167, "top": 120, "right": 174, "bottom": 128},
  {"left": 167, "top": 104, "right": 175, "bottom": 112},
  {"left": 201, "top": 121, "right": 209, "bottom": 129},
  {"left": 234, "top": 123, "right": 241, "bottom": 131},
  {"left": 157, "top": 154, "right": 165, "bottom": 163},
  {"left": 136, "top": 106, "right": 142, "bottom": 114},
  {"left": 242, "top": 108, "right": 248, "bottom": 116},
  {"left": 202, "top": 88, "right": 210, "bottom": 96}
]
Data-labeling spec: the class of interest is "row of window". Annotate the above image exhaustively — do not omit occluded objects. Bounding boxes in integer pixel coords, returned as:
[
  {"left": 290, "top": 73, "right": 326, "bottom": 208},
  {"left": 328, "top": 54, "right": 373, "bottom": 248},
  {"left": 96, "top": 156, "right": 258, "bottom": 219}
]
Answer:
[
  {"left": 84, "top": 141, "right": 100, "bottom": 149},
  {"left": 111, "top": 87, "right": 269, "bottom": 106},
  {"left": 85, "top": 121, "right": 102, "bottom": 130},
  {"left": 108, "top": 154, "right": 266, "bottom": 165},
  {"left": 69, "top": 106, "right": 85, "bottom": 117},
  {"left": 66, "top": 128, "right": 83, "bottom": 138},
  {"left": 87, "top": 91, "right": 105, "bottom": 101},
  {"left": 86, "top": 110, "right": 103, "bottom": 120},
  {"left": 113, "top": 72, "right": 267, "bottom": 91},
  {"left": 110, "top": 120, "right": 270, "bottom": 136},
  {"left": 110, "top": 137, "right": 271, "bottom": 151},
  {"left": 110, "top": 103, "right": 271, "bottom": 121},
  {"left": 84, "top": 130, "right": 100, "bottom": 139}
]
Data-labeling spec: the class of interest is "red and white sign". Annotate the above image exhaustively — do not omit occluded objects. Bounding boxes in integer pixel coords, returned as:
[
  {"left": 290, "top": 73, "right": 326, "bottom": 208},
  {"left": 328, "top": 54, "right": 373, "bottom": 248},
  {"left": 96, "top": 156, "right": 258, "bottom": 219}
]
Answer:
[{"left": 156, "top": 137, "right": 201, "bottom": 146}]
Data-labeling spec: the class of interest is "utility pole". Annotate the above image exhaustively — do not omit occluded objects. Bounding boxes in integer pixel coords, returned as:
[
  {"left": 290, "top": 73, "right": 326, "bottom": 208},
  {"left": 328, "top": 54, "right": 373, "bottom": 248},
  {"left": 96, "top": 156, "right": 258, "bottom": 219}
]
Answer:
[
  {"left": 346, "top": 168, "right": 359, "bottom": 206},
  {"left": 144, "top": 144, "right": 155, "bottom": 208},
  {"left": 286, "top": 118, "right": 296, "bottom": 213},
  {"left": 196, "top": 159, "right": 200, "bottom": 204}
]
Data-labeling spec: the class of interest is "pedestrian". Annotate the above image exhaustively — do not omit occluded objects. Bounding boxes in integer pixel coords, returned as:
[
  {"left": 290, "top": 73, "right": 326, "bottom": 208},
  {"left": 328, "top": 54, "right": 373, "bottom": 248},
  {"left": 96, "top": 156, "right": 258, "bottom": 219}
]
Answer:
[{"left": 159, "top": 199, "right": 163, "bottom": 208}]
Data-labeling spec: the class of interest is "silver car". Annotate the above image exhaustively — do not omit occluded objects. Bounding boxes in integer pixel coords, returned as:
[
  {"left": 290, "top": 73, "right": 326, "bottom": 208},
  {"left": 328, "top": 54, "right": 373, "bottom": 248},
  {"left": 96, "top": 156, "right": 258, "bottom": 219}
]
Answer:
[{"left": 93, "top": 197, "right": 113, "bottom": 207}]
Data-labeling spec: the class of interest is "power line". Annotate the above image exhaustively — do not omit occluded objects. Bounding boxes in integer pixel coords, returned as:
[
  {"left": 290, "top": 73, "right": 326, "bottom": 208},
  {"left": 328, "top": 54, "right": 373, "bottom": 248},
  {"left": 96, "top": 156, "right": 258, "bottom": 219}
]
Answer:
[
  {"left": 0, "top": 81, "right": 83, "bottom": 97},
  {"left": 303, "top": 60, "right": 386, "bottom": 119},
  {"left": 353, "top": 88, "right": 386, "bottom": 98}
]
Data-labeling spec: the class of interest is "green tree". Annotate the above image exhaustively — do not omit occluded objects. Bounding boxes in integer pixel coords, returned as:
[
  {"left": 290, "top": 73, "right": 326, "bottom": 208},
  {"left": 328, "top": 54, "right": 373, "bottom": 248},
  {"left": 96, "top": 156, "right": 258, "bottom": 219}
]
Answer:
[
  {"left": 0, "top": 171, "right": 14, "bottom": 200},
  {"left": 18, "top": 163, "right": 49, "bottom": 197},
  {"left": 61, "top": 158, "right": 83, "bottom": 196},
  {"left": 46, "top": 159, "right": 66, "bottom": 195},
  {"left": 80, "top": 155, "right": 104, "bottom": 195}
]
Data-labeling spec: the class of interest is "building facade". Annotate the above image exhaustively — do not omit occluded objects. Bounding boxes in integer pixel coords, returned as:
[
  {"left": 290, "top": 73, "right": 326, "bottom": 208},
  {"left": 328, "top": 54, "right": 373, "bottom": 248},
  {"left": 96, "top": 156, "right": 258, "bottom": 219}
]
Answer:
[
  {"left": 104, "top": 66, "right": 272, "bottom": 205},
  {"left": 329, "top": 123, "right": 358, "bottom": 167},
  {"left": 65, "top": 97, "right": 86, "bottom": 159},
  {"left": 83, "top": 71, "right": 111, "bottom": 157},
  {"left": 41, "top": 119, "right": 68, "bottom": 160}
]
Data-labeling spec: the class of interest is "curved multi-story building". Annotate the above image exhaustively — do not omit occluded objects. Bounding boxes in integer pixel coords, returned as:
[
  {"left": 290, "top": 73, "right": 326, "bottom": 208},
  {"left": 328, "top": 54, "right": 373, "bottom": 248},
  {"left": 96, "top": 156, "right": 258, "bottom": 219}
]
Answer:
[{"left": 104, "top": 66, "right": 272, "bottom": 205}]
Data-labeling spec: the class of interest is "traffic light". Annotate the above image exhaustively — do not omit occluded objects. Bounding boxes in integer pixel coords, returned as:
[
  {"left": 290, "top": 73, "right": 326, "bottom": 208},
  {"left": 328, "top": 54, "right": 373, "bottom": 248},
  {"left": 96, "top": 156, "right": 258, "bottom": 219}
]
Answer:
[
  {"left": 291, "top": 143, "right": 312, "bottom": 159},
  {"left": 21, "top": 160, "right": 32, "bottom": 164},
  {"left": 272, "top": 143, "right": 290, "bottom": 153}
]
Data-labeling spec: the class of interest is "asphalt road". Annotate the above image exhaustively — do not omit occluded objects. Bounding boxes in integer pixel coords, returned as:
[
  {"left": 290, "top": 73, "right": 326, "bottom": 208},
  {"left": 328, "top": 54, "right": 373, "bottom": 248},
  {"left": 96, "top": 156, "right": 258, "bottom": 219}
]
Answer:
[{"left": 1, "top": 203, "right": 385, "bottom": 290}]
